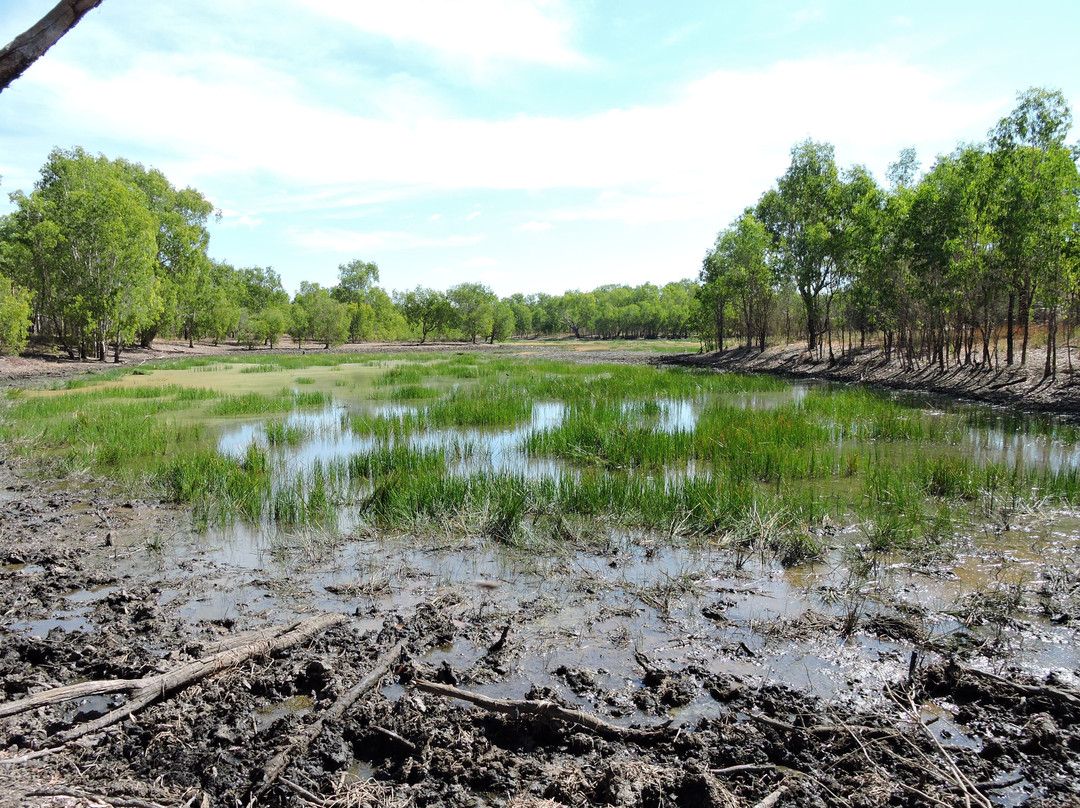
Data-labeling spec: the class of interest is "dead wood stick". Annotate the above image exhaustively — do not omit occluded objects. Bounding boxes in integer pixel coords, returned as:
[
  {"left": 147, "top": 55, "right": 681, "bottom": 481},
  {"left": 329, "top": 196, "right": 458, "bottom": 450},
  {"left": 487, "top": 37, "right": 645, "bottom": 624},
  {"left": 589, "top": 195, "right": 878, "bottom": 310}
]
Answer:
[
  {"left": 279, "top": 777, "right": 327, "bottom": 806},
  {"left": 0, "top": 744, "right": 67, "bottom": 765},
  {"left": 0, "top": 677, "right": 142, "bottom": 718},
  {"left": 26, "top": 787, "right": 171, "bottom": 808},
  {"left": 952, "top": 663, "right": 1080, "bottom": 708},
  {"left": 710, "top": 763, "right": 777, "bottom": 776},
  {"left": 752, "top": 785, "right": 788, "bottom": 808},
  {"left": 371, "top": 724, "right": 417, "bottom": 752},
  {"left": 750, "top": 712, "right": 896, "bottom": 740},
  {"left": 412, "top": 679, "right": 667, "bottom": 743},
  {"left": 46, "top": 613, "right": 347, "bottom": 746},
  {"left": 255, "top": 638, "right": 413, "bottom": 798},
  {"left": 198, "top": 621, "right": 307, "bottom": 655},
  {"left": 0, "top": 615, "right": 345, "bottom": 721}
]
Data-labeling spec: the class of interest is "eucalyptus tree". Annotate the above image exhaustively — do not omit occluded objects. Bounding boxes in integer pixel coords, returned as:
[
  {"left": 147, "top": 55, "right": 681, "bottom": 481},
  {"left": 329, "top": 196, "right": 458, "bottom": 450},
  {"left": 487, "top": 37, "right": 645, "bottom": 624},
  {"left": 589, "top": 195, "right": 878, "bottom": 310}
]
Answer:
[
  {"left": 488, "top": 299, "right": 516, "bottom": 344},
  {"left": 830, "top": 165, "right": 887, "bottom": 357},
  {"left": 700, "top": 211, "right": 773, "bottom": 351},
  {"left": 0, "top": 275, "right": 31, "bottom": 355},
  {"left": 8, "top": 148, "right": 160, "bottom": 360},
  {"left": 989, "top": 87, "right": 1078, "bottom": 367},
  {"left": 448, "top": 282, "right": 496, "bottom": 343},
  {"left": 394, "top": 286, "right": 451, "bottom": 344},
  {"left": 114, "top": 159, "right": 216, "bottom": 348},
  {"left": 697, "top": 248, "right": 731, "bottom": 351},
  {"left": 756, "top": 139, "right": 842, "bottom": 355},
  {"left": 505, "top": 293, "right": 534, "bottom": 337},
  {"left": 294, "top": 282, "right": 348, "bottom": 348},
  {"left": 332, "top": 259, "right": 379, "bottom": 305}
]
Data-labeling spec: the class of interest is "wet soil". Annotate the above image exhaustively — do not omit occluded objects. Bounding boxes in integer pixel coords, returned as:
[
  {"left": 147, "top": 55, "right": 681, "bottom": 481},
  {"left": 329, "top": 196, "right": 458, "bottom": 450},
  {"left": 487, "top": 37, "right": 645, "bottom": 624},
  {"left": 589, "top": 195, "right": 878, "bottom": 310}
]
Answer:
[
  {"left": 2, "top": 341, "right": 1080, "bottom": 807},
  {"left": 663, "top": 344, "right": 1080, "bottom": 415}
]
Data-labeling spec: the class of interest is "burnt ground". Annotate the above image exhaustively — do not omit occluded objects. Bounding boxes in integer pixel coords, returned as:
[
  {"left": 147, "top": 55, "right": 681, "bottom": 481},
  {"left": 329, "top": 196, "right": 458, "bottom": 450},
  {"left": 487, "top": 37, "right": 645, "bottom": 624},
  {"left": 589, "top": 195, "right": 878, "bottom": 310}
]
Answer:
[{"left": 1, "top": 341, "right": 1080, "bottom": 807}]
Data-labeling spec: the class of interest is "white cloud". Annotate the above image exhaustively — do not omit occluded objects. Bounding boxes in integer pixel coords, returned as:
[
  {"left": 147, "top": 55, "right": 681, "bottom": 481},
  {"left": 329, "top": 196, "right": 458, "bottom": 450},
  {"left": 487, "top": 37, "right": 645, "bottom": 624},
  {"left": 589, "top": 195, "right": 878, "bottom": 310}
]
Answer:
[
  {"left": 428, "top": 213, "right": 442, "bottom": 221},
  {"left": 11, "top": 44, "right": 1000, "bottom": 231},
  {"left": 294, "top": 0, "right": 584, "bottom": 68},
  {"left": 466, "top": 211, "right": 482, "bottom": 220},
  {"left": 287, "top": 228, "right": 484, "bottom": 253},
  {"left": 517, "top": 220, "right": 551, "bottom": 231},
  {"left": 218, "top": 211, "right": 264, "bottom": 228},
  {"left": 462, "top": 256, "right": 501, "bottom": 267}
]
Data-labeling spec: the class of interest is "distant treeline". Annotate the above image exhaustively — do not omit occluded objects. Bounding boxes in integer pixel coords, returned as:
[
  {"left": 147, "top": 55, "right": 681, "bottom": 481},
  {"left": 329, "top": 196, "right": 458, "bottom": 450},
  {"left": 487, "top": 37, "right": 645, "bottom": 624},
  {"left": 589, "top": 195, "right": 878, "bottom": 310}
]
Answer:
[
  {"left": 1, "top": 87, "right": 1077, "bottom": 367},
  {"left": 699, "top": 87, "right": 1080, "bottom": 377},
  {"left": 0, "top": 146, "right": 699, "bottom": 358}
]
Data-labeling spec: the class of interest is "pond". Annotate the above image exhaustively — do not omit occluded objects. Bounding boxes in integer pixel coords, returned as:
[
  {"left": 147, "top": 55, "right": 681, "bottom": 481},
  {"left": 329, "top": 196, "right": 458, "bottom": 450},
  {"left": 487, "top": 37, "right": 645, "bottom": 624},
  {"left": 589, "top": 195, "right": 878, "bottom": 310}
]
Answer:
[{"left": 7, "top": 353, "right": 1080, "bottom": 745}]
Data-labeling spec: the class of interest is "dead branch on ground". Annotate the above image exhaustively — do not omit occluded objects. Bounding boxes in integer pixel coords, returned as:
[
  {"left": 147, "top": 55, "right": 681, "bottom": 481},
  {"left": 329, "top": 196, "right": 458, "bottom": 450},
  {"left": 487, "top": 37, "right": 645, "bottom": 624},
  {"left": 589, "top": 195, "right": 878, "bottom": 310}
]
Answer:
[{"left": 411, "top": 679, "right": 668, "bottom": 743}]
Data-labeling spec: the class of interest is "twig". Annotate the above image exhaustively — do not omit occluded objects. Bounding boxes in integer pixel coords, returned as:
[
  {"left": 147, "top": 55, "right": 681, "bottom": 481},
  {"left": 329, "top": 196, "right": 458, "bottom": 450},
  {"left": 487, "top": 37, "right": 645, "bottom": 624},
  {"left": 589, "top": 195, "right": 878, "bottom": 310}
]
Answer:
[
  {"left": 0, "top": 744, "right": 67, "bottom": 764},
  {"left": 371, "top": 724, "right": 417, "bottom": 753},
  {"left": 905, "top": 691, "right": 992, "bottom": 808},
  {"left": 710, "top": 763, "right": 777, "bottom": 776}
]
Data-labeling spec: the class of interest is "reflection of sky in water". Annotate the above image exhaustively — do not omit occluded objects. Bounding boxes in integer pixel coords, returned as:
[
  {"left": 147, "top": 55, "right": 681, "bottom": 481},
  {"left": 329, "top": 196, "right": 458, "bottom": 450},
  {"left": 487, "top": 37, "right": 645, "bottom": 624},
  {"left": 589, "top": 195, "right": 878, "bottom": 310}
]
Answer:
[
  {"left": 218, "top": 380, "right": 1079, "bottom": 488},
  {"left": 218, "top": 400, "right": 569, "bottom": 481}
]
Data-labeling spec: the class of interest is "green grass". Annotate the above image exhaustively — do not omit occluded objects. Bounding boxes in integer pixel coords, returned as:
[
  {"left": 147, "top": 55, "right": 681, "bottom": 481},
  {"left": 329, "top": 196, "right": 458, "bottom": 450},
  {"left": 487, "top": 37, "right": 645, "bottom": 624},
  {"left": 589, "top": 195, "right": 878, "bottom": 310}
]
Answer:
[{"left": 4, "top": 350, "right": 1077, "bottom": 562}]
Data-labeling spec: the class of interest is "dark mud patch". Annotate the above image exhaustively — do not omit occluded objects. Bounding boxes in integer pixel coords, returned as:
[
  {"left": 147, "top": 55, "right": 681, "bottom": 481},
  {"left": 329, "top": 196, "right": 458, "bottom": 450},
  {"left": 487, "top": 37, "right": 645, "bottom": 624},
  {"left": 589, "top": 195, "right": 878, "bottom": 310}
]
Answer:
[{"left": 662, "top": 344, "right": 1080, "bottom": 416}]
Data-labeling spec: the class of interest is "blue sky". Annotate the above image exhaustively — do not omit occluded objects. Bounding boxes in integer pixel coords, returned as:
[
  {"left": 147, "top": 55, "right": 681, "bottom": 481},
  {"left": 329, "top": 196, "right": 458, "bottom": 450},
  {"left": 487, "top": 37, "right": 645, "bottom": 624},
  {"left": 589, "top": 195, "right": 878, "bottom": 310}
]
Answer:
[{"left": 1, "top": 0, "right": 1078, "bottom": 297}]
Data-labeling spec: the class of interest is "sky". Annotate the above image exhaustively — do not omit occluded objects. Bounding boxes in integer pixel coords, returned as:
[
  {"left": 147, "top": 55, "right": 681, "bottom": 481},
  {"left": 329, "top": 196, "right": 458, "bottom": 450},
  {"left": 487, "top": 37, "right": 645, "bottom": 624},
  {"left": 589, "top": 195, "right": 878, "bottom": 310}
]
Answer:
[{"left": 1, "top": 1, "right": 1078, "bottom": 298}]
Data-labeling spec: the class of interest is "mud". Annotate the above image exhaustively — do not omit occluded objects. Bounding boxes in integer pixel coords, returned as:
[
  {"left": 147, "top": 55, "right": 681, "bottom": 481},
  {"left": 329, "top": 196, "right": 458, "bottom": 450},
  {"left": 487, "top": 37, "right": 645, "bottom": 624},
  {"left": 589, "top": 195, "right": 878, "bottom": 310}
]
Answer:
[
  {"left": 2, "top": 343, "right": 1080, "bottom": 807},
  {"left": 663, "top": 344, "right": 1080, "bottom": 416}
]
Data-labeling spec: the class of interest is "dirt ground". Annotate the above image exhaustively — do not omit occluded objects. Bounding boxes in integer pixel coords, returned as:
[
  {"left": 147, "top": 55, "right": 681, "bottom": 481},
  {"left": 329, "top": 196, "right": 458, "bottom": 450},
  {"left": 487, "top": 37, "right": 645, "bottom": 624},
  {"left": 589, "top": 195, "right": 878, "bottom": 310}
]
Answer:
[
  {"left": 2, "top": 339, "right": 1080, "bottom": 807},
  {"left": 664, "top": 343, "right": 1080, "bottom": 415}
]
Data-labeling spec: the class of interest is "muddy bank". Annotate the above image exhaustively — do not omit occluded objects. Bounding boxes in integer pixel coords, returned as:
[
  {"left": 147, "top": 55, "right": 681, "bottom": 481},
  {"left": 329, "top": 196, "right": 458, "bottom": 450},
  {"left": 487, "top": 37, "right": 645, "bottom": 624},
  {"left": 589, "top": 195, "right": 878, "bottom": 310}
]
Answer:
[
  {"left": 3, "top": 345, "right": 1080, "bottom": 806},
  {"left": 662, "top": 344, "right": 1080, "bottom": 416}
]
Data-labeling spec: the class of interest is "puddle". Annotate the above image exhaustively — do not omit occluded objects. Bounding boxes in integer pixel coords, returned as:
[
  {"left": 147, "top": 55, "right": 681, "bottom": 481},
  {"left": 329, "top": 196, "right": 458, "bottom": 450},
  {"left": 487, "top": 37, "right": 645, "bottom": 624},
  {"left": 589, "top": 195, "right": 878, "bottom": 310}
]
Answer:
[{"left": 9, "top": 613, "right": 91, "bottom": 635}]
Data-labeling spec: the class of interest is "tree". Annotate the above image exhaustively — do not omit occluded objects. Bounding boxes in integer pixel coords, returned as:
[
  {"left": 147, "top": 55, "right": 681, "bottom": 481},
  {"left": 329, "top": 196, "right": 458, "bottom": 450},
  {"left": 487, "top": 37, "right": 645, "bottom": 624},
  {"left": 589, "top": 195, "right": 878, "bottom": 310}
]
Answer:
[
  {"left": 294, "top": 282, "right": 348, "bottom": 348},
  {"left": 10, "top": 148, "right": 160, "bottom": 361},
  {"left": 757, "top": 140, "right": 842, "bottom": 355},
  {"left": 488, "top": 299, "right": 516, "bottom": 344},
  {"left": 395, "top": 286, "right": 451, "bottom": 344},
  {"left": 990, "top": 88, "right": 1078, "bottom": 367},
  {"left": 447, "top": 282, "right": 496, "bottom": 343},
  {"left": 0, "top": 274, "right": 31, "bottom": 355},
  {"left": 237, "top": 266, "right": 289, "bottom": 314},
  {"left": 113, "top": 159, "right": 216, "bottom": 348},
  {"left": 0, "top": 0, "right": 104, "bottom": 93},
  {"left": 332, "top": 259, "right": 379, "bottom": 305}
]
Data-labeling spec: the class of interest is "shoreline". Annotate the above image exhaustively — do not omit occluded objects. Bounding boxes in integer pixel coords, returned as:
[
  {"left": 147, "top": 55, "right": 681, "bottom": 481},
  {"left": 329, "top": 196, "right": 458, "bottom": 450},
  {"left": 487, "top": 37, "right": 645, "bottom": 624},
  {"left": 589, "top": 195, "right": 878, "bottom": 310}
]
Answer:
[{"left": 661, "top": 343, "right": 1080, "bottom": 418}]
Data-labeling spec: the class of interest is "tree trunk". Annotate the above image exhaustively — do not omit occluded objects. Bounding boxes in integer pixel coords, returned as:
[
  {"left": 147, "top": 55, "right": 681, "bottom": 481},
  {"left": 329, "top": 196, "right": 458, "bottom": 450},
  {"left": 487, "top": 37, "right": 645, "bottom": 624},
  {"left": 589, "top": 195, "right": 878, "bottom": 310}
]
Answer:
[
  {"left": 0, "top": 0, "right": 104, "bottom": 93},
  {"left": 1006, "top": 292, "right": 1015, "bottom": 365}
]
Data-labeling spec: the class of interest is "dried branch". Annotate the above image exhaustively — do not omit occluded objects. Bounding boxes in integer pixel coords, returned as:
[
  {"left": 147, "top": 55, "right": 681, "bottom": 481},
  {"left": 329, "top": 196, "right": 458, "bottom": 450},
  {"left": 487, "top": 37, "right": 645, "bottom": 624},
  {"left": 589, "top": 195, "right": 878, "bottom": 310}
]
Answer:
[
  {"left": 0, "top": 0, "right": 104, "bottom": 93},
  {"left": 412, "top": 679, "right": 668, "bottom": 743}
]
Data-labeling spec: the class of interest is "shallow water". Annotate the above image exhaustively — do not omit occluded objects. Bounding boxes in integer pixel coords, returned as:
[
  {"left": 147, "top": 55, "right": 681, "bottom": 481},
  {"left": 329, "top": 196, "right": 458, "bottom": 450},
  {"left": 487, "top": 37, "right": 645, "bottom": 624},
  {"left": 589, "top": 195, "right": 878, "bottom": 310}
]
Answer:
[{"left": 13, "top": 359, "right": 1080, "bottom": 720}]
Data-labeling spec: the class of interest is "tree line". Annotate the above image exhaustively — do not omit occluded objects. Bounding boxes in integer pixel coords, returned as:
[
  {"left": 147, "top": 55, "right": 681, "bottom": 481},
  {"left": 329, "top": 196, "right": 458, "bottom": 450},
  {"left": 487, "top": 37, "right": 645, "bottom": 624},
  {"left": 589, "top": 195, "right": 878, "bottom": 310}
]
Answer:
[
  {"left": 0, "top": 147, "right": 700, "bottom": 358},
  {"left": 3, "top": 89, "right": 1076, "bottom": 366},
  {"left": 697, "top": 87, "right": 1080, "bottom": 377}
]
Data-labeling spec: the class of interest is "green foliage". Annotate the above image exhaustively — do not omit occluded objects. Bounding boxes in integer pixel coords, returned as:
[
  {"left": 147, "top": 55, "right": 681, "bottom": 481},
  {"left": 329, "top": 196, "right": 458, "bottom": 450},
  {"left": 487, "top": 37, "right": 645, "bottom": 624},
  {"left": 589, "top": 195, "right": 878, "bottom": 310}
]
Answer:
[{"left": 0, "top": 275, "right": 31, "bottom": 355}]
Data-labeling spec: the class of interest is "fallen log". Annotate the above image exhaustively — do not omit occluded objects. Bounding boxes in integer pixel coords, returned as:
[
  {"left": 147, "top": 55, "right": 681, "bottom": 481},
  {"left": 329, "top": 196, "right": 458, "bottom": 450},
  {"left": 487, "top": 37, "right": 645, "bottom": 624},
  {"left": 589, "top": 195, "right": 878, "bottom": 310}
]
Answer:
[
  {"left": 0, "top": 613, "right": 347, "bottom": 747},
  {"left": 0, "top": 614, "right": 347, "bottom": 722},
  {"left": 412, "top": 679, "right": 668, "bottom": 743},
  {"left": 950, "top": 663, "right": 1080, "bottom": 709},
  {"left": 254, "top": 637, "right": 414, "bottom": 798}
]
